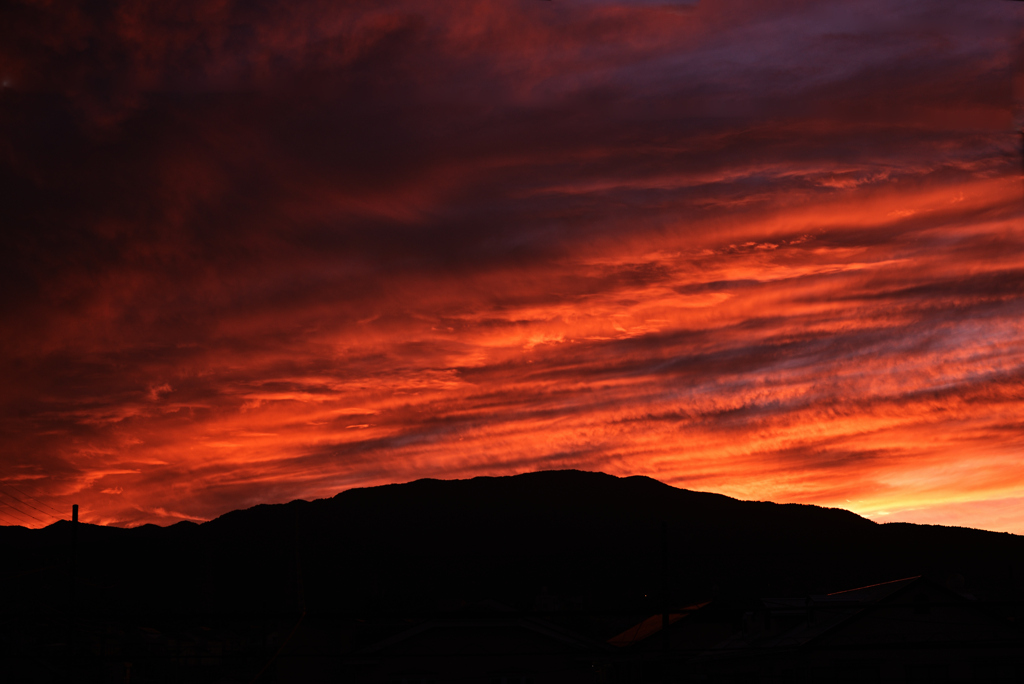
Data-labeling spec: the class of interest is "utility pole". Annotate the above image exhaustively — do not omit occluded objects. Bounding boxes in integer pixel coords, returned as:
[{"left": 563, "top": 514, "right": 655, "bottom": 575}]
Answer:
[
  {"left": 658, "top": 519, "right": 672, "bottom": 684},
  {"left": 70, "top": 504, "right": 78, "bottom": 605},
  {"left": 661, "top": 520, "right": 669, "bottom": 653},
  {"left": 69, "top": 504, "right": 80, "bottom": 674}
]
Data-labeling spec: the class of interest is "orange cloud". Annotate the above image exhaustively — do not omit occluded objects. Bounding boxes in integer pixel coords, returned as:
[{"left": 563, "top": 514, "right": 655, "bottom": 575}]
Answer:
[{"left": 1, "top": 0, "right": 1022, "bottom": 532}]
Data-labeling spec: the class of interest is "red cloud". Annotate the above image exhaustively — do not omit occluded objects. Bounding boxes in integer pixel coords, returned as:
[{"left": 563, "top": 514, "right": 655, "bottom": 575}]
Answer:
[{"left": 1, "top": 0, "right": 1022, "bottom": 531}]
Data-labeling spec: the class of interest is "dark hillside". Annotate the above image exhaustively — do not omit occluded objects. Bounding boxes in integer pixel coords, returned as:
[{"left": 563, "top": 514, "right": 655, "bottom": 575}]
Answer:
[{"left": 2, "top": 470, "right": 1022, "bottom": 621}]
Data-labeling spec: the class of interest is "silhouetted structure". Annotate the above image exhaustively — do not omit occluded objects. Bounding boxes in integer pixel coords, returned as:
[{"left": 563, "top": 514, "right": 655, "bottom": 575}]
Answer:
[
  {"left": 610, "top": 576, "right": 1024, "bottom": 683},
  {"left": 1, "top": 471, "right": 1023, "bottom": 682}
]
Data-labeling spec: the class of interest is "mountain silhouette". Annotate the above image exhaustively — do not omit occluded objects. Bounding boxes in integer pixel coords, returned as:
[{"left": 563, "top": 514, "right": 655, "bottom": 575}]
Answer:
[{"left": 4, "top": 470, "right": 1023, "bottom": 622}]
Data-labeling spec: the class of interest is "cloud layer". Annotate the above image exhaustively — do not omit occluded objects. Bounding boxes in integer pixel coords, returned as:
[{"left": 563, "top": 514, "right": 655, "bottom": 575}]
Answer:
[{"left": 2, "top": 0, "right": 1023, "bottom": 530}]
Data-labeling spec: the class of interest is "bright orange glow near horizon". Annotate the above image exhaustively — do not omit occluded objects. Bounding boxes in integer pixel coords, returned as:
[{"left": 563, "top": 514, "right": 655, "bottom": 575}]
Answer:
[{"left": 2, "top": 0, "right": 1023, "bottom": 532}]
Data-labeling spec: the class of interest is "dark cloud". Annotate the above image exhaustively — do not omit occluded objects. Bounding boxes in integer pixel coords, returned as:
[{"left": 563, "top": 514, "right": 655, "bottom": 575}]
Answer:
[{"left": 0, "top": 0, "right": 1022, "bottom": 530}]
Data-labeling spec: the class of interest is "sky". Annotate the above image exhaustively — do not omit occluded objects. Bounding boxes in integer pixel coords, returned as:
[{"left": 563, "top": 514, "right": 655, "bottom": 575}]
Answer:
[{"left": 1, "top": 0, "right": 1023, "bottom": 531}]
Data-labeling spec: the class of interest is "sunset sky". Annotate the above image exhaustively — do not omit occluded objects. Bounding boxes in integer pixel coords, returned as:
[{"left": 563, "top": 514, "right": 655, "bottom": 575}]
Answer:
[{"left": 2, "top": 0, "right": 1023, "bottom": 531}]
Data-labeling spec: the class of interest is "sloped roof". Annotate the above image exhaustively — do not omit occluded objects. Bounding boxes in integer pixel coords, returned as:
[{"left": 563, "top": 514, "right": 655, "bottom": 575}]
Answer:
[
  {"left": 823, "top": 575, "right": 921, "bottom": 602},
  {"left": 803, "top": 574, "right": 1015, "bottom": 649},
  {"left": 721, "top": 577, "right": 927, "bottom": 651},
  {"left": 607, "top": 603, "right": 711, "bottom": 648}
]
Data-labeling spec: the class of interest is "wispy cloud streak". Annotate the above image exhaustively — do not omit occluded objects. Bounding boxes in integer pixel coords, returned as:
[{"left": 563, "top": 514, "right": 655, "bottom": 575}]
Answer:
[{"left": 1, "top": 0, "right": 1022, "bottom": 530}]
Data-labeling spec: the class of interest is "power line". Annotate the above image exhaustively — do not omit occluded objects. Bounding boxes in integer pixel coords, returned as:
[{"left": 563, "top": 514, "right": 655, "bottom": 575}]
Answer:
[
  {"left": 0, "top": 499, "right": 46, "bottom": 528},
  {"left": 0, "top": 508, "right": 36, "bottom": 527},
  {"left": 0, "top": 489, "right": 58, "bottom": 523},
  {"left": 0, "top": 501, "right": 35, "bottom": 523},
  {"left": 0, "top": 498, "right": 47, "bottom": 524},
  {"left": 0, "top": 510, "right": 24, "bottom": 526},
  {"left": 0, "top": 487, "right": 60, "bottom": 518},
  {"left": 0, "top": 481, "right": 63, "bottom": 516}
]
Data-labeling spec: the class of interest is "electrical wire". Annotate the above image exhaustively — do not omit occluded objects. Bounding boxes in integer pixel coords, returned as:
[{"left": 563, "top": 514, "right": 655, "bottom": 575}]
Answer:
[
  {"left": 0, "top": 502, "right": 37, "bottom": 525},
  {"left": 0, "top": 488, "right": 59, "bottom": 521},
  {"left": 0, "top": 482, "right": 64, "bottom": 516},
  {"left": 0, "top": 509, "right": 25, "bottom": 526},
  {"left": 0, "top": 498, "right": 48, "bottom": 524}
]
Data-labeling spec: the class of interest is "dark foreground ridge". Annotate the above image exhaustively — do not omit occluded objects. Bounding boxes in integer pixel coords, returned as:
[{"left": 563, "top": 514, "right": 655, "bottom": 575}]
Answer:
[{"left": 3, "top": 470, "right": 1023, "bottom": 682}]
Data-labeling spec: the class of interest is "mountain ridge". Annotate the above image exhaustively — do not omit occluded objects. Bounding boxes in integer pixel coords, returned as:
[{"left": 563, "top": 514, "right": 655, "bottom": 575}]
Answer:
[
  {"left": 205, "top": 469, "right": 875, "bottom": 532},
  {"left": 3, "top": 469, "right": 1022, "bottom": 621}
]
